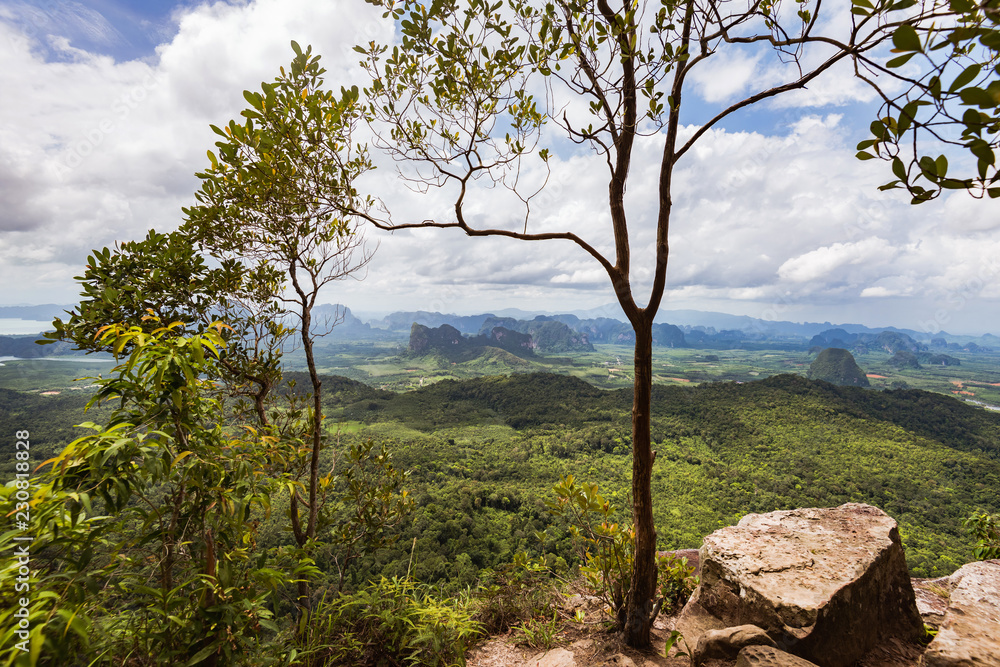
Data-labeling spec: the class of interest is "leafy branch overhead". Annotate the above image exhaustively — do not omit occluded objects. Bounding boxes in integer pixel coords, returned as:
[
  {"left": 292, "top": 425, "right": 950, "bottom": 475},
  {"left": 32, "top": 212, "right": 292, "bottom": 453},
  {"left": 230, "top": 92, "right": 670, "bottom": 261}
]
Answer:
[{"left": 857, "top": 0, "right": 1000, "bottom": 202}]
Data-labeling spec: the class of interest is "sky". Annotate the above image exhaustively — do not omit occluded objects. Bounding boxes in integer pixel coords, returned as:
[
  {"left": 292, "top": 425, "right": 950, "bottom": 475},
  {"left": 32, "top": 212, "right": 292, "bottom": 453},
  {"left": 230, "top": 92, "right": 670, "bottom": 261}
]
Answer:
[{"left": 1, "top": 1, "right": 999, "bottom": 335}]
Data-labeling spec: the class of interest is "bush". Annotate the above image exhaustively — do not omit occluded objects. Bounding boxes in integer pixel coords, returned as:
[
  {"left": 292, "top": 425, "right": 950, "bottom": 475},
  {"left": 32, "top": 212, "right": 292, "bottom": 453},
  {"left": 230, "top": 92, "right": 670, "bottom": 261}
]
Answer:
[
  {"left": 965, "top": 511, "right": 1000, "bottom": 560},
  {"left": 297, "top": 577, "right": 482, "bottom": 667},
  {"left": 656, "top": 553, "right": 698, "bottom": 614},
  {"left": 473, "top": 559, "right": 559, "bottom": 635},
  {"left": 546, "top": 475, "right": 699, "bottom": 629}
]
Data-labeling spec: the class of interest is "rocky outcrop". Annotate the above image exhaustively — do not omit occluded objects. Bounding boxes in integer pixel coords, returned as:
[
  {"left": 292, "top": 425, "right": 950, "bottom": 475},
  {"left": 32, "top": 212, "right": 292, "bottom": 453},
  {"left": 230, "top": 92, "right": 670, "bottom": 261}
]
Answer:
[
  {"left": 693, "top": 625, "right": 776, "bottom": 664},
  {"left": 479, "top": 316, "right": 594, "bottom": 353},
  {"left": 409, "top": 322, "right": 465, "bottom": 354},
  {"left": 679, "top": 503, "right": 923, "bottom": 667},
  {"left": 408, "top": 322, "right": 536, "bottom": 359},
  {"left": 488, "top": 326, "right": 534, "bottom": 354},
  {"left": 921, "top": 559, "right": 1000, "bottom": 667},
  {"left": 735, "top": 646, "right": 820, "bottom": 667}
]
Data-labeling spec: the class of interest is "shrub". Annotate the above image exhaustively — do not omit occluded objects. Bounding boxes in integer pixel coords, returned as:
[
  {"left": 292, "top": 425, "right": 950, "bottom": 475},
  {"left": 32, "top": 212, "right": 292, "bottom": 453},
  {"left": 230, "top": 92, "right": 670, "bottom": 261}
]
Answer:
[
  {"left": 656, "top": 553, "right": 698, "bottom": 614},
  {"left": 297, "top": 577, "right": 482, "bottom": 667},
  {"left": 473, "top": 559, "right": 559, "bottom": 635},
  {"left": 965, "top": 511, "right": 1000, "bottom": 560}
]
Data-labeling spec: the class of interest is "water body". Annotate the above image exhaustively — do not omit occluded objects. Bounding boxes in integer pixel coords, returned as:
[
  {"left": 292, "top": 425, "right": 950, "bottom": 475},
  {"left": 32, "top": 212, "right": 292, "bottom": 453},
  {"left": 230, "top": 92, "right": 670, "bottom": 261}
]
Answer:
[
  {"left": 0, "top": 356, "right": 114, "bottom": 364},
  {"left": 0, "top": 319, "right": 52, "bottom": 335}
]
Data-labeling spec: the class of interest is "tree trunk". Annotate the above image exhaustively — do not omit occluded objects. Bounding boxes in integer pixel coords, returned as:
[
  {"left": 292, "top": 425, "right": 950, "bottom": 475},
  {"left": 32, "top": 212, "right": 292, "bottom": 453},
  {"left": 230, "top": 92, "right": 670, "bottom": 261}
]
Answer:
[{"left": 624, "top": 319, "right": 657, "bottom": 648}]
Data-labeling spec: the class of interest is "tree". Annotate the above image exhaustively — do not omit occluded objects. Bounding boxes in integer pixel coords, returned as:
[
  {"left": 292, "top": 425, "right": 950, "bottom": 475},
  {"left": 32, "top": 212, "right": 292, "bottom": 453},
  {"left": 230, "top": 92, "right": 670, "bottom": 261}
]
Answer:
[
  {"left": 5, "top": 322, "right": 292, "bottom": 665},
  {"left": 42, "top": 230, "right": 289, "bottom": 427},
  {"left": 181, "top": 41, "right": 376, "bottom": 612},
  {"left": 346, "top": 0, "right": 995, "bottom": 647}
]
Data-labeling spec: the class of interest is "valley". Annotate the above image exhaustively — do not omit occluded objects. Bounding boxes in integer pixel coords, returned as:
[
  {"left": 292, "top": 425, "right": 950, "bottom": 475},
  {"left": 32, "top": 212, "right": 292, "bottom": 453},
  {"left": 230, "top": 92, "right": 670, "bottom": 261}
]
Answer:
[{"left": 3, "top": 346, "right": 999, "bottom": 583}]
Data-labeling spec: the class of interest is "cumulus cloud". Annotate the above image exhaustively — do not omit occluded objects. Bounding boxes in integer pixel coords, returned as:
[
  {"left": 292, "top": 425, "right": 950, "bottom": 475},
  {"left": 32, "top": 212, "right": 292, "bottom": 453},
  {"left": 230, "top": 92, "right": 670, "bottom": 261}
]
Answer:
[
  {"left": 778, "top": 238, "right": 897, "bottom": 283},
  {"left": 688, "top": 49, "right": 762, "bottom": 104}
]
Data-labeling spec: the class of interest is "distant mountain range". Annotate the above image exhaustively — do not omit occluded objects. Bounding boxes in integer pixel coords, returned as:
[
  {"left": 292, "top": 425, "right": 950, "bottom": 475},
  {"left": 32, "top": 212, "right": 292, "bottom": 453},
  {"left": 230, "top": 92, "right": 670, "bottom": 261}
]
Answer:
[{"left": 4, "top": 303, "right": 999, "bottom": 356}]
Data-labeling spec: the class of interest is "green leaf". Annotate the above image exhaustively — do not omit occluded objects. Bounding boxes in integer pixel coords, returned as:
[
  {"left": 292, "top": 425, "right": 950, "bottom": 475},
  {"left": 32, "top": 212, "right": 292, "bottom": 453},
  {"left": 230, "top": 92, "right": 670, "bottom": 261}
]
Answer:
[
  {"left": 892, "top": 24, "right": 921, "bottom": 52},
  {"left": 919, "top": 155, "right": 939, "bottom": 178},
  {"left": 171, "top": 451, "right": 194, "bottom": 468},
  {"left": 892, "top": 156, "right": 907, "bottom": 181},
  {"left": 935, "top": 155, "right": 948, "bottom": 178},
  {"left": 886, "top": 52, "right": 917, "bottom": 68},
  {"left": 856, "top": 151, "right": 876, "bottom": 160},
  {"left": 186, "top": 643, "right": 221, "bottom": 666},
  {"left": 897, "top": 101, "right": 919, "bottom": 136},
  {"left": 949, "top": 64, "right": 982, "bottom": 93}
]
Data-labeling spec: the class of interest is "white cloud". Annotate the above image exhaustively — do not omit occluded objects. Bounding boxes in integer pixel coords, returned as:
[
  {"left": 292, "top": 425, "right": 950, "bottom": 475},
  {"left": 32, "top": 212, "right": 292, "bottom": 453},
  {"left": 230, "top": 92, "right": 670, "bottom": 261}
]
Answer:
[
  {"left": 860, "top": 286, "right": 896, "bottom": 298},
  {"left": 688, "top": 49, "right": 762, "bottom": 104},
  {"left": 778, "top": 238, "right": 897, "bottom": 283},
  {"left": 1, "top": 1, "right": 1000, "bottom": 333}
]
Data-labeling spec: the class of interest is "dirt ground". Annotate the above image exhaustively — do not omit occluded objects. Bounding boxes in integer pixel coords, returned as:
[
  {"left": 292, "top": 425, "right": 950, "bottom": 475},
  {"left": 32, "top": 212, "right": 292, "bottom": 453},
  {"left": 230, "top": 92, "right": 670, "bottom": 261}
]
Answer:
[
  {"left": 466, "top": 608, "right": 691, "bottom": 667},
  {"left": 465, "top": 599, "right": 928, "bottom": 667}
]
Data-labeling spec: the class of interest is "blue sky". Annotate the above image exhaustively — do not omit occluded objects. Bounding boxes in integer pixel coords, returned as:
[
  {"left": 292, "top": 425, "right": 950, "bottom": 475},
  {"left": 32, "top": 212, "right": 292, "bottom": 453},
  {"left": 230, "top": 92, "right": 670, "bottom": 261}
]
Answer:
[{"left": 1, "top": 1, "right": 999, "bottom": 335}]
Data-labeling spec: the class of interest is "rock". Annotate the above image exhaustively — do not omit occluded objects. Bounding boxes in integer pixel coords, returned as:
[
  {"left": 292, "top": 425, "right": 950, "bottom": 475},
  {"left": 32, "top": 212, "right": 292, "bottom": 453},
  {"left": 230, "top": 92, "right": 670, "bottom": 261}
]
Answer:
[
  {"left": 911, "top": 578, "right": 953, "bottom": 629},
  {"left": 528, "top": 647, "right": 577, "bottom": 667},
  {"left": 696, "top": 503, "right": 923, "bottom": 667},
  {"left": 564, "top": 594, "right": 601, "bottom": 614},
  {"left": 674, "top": 587, "right": 726, "bottom": 652},
  {"left": 599, "top": 655, "right": 636, "bottom": 667},
  {"left": 693, "top": 625, "right": 776, "bottom": 664},
  {"left": 921, "top": 559, "right": 1000, "bottom": 667},
  {"left": 736, "top": 645, "right": 821, "bottom": 667}
]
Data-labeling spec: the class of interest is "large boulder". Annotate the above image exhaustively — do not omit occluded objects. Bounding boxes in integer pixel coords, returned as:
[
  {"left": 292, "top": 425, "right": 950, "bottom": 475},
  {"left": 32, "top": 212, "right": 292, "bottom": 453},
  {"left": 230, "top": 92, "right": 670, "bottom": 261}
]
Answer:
[
  {"left": 921, "top": 559, "right": 1000, "bottom": 666},
  {"left": 692, "top": 503, "right": 923, "bottom": 667}
]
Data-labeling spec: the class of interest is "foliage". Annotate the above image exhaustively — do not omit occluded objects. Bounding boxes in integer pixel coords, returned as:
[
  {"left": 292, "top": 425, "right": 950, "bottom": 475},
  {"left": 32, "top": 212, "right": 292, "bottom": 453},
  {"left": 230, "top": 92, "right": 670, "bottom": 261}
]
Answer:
[
  {"left": 964, "top": 510, "right": 1000, "bottom": 559},
  {"left": 39, "top": 227, "right": 291, "bottom": 443},
  {"left": 183, "top": 41, "right": 372, "bottom": 259},
  {"left": 41, "top": 230, "right": 273, "bottom": 353},
  {"left": 472, "top": 559, "right": 560, "bottom": 635},
  {"left": 322, "top": 439, "right": 415, "bottom": 591},
  {"left": 859, "top": 0, "right": 1000, "bottom": 202},
  {"left": 295, "top": 577, "right": 481, "bottom": 667},
  {"left": 546, "top": 475, "right": 633, "bottom": 629},
  {"left": 663, "top": 630, "right": 692, "bottom": 660},
  {"left": 545, "top": 475, "right": 697, "bottom": 628},
  {"left": 0, "top": 473, "right": 94, "bottom": 666},
  {"left": 656, "top": 553, "right": 698, "bottom": 615},
  {"left": 181, "top": 42, "right": 377, "bottom": 611},
  {"left": 515, "top": 611, "right": 560, "bottom": 650},
  {"left": 1, "top": 323, "right": 293, "bottom": 666}
]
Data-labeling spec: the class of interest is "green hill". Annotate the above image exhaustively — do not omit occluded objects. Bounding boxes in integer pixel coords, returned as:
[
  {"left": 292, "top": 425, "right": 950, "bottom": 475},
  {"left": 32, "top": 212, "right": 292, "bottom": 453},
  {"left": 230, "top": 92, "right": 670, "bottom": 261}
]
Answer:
[
  {"left": 3, "top": 370, "right": 998, "bottom": 583},
  {"left": 325, "top": 372, "right": 999, "bottom": 580},
  {"left": 808, "top": 347, "right": 870, "bottom": 386}
]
